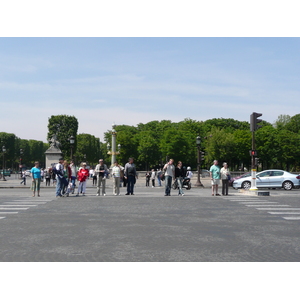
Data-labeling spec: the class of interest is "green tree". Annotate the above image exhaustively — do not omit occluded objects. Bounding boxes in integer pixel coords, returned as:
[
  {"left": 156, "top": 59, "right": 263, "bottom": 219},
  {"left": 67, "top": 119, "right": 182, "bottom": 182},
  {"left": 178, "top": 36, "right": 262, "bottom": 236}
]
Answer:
[{"left": 47, "top": 115, "right": 78, "bottom": 158}]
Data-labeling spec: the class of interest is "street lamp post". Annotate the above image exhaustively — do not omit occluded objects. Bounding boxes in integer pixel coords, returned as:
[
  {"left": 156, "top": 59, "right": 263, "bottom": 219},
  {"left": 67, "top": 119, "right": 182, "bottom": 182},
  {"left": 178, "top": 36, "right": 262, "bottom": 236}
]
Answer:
[
  {"left": 19, "top": 148, "right": 23, "bottom": 179},
  {"left": 2, "top": 145, "right": 6, "bottom": 181},
  {"left": 69, "top": 135, "right": 75, "bottom": 160},
  {"left": 107, "top": 123, "right": 121, "bottom": 168},
  {"left": 195, "top": 136, "right": 203, "bottom": 187}
]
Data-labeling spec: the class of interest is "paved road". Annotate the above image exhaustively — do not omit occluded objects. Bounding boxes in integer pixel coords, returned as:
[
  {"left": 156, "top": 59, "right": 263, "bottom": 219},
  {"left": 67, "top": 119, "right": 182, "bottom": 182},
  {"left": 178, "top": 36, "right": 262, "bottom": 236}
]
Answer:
[{"left": 1, "top": 178, "right": 300, "bottom": 261}]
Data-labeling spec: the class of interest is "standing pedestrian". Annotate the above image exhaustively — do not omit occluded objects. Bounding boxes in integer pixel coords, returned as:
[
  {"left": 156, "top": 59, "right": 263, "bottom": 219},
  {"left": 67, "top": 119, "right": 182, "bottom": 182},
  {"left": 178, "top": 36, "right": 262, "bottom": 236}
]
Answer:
[
  {"left": 112, "top": 161, "right": 121, "bottom": 195},
  {"left": 175, "top": 161, "right": 185, "bottom": 196},
  {"left": 45, "top": 167, "right": 51, "bottom": 186},
  {"left": 210, "top": 160, "right": 221, "bottom": 196},
  {"left": 163, "top": 159, "right": 175, "bottom": 196},
  {"left": 63, "top": 160, "right": 72, "bottom": 196},
  {"left": 55, "top": 158, "right": 65, "bottom": 198},
  {"left": 151, "top": 169, "right": 156, "bottom": 188},
  {"left": 30, "top": 161, "right": 41, "bottom": 197},
  {"left": 145, "top": 171, "right": 151, "bottom": 187},
  {"left": 95, "top": 159, "right": 108, "bottom": 196},
  {"left": 76, "top": 162, "right": 89, "bottom": 196},
  {"left": 69, "top": 160, "right": 77, "bottom": 194},
  {"left": 124, "top": 157, "right": 137, "bottom": 195},
  {"left": 157, "top": 168, "right": 162, "bottom": 187},
  {"left": 221, "top": 162, "right": 231, "bottom": 196}
]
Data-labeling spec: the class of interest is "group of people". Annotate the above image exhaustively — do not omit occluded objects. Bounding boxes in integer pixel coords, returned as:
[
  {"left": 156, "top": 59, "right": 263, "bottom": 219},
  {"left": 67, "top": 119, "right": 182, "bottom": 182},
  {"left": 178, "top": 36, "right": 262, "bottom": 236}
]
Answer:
[{"left": 27, "top": 156, "right": 231, "bottom": 198}]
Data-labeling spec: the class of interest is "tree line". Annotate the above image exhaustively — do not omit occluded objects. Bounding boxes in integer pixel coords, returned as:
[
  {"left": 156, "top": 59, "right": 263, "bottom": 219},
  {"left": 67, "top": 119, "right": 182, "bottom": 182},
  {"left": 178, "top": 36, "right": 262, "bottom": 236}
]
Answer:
[{"left": 2, "top": 113, "right": 300, "bottom": 172}]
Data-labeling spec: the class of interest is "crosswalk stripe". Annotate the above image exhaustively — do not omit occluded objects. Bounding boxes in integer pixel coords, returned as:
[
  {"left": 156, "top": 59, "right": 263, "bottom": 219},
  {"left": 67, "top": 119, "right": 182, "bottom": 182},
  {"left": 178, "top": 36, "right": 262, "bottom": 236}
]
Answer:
[
  {"left": 256, "top": 207, "right": 300, "bottom": 210},
  {"left": 0, "top": 217, "right": 5, "bottom": 219},
  {"left": 4, "top": 202, "right": 47, "bottom": 205},
  {"left": 11, "top": 200, "right": 52, "bottom": 202},
  {"left": 229, "top": 200, "right": 269, "bottom": 202},
  {"left": 246, "top": 204, "right": 290, "bottom": 207},
  {"left": 0, "top": 208, "right": 29, "bottom": 210},
  {"left": 240, "top": 202, "right": 278, "bottom": 204},
  {"left": 282, "top": 217, "right": 300, "bottom": 220},
  {"left": 268, "top": 212, "right": 300, "bottom": 215},
  {"left": 0, "top": 205, "right": 37, "bottom": 207},
  {"left": 0, "top": 212, "right": 18, "bottom": 214}
]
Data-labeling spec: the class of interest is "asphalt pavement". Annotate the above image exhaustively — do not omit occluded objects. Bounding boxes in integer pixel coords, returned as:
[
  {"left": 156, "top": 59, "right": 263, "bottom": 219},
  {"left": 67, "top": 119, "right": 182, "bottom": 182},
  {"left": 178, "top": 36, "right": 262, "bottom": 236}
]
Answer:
[{"left": 1, "top": 176, "right": 300, "bottom": 261}]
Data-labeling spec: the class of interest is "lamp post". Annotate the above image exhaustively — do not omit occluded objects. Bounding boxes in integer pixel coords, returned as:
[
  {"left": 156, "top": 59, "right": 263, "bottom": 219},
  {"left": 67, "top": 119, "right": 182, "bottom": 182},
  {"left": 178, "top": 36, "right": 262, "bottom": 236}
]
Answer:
[
  {"left": 69, "top": 135, "right": 75, "bottom": 160},
  {"left": 195, "top": 136, "right": 203, "bottom": 187},
  {"left": 2, "top": 145, "right": 6, "bottom": 181},
  {"left": 19, "top": 148, "right": 23, "bottom": 179},
  {"left": 107, "top": 123, "right": 121, "bottom": 168}
]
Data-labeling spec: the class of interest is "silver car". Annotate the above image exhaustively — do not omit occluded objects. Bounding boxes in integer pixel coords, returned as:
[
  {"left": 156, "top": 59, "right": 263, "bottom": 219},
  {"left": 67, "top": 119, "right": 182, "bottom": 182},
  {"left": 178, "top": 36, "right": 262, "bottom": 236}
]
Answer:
[{"left": 232, "top": 169, "right": 300, "bottom": 190}]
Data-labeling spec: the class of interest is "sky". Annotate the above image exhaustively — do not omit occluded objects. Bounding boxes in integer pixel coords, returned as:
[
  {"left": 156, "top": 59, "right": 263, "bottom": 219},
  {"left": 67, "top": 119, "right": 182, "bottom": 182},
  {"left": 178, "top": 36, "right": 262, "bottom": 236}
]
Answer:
[{"left": 1, "top": 37, "right": 300, "bottom": 143}]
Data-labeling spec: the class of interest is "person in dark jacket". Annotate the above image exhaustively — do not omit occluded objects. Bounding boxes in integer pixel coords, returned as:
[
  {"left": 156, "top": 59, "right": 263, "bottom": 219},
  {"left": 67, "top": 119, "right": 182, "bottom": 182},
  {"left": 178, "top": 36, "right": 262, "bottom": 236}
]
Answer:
[
  {"left": 124, "top": 158, "right": 137, "bottom": 195},
  {"left": 175, "top": 161, "right": 185, "bottom": 196}
]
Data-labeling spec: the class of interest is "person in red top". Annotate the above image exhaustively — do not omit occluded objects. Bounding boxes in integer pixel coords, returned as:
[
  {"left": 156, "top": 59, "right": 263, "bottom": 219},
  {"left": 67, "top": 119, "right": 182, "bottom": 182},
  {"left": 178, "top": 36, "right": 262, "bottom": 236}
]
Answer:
[{"left": 76, "top": 162, "right": 89, "bottom": 196}]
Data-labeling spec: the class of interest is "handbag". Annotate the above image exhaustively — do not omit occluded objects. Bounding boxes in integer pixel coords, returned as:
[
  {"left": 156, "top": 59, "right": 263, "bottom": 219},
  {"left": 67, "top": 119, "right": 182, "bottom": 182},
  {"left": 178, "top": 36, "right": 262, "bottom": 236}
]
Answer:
[{"left": 160, "top": 172, "right": 165, "bottom": 181}]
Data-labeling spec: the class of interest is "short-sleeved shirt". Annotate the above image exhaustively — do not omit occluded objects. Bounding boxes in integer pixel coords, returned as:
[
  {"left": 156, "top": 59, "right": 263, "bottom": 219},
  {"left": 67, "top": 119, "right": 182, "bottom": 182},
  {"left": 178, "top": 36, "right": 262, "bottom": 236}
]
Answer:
[
  {"left": 30, "top": 167, "right": 41, "bottom": 179},
  {"left": 210, "top": 165, "right": 221, "bottom": 179}
]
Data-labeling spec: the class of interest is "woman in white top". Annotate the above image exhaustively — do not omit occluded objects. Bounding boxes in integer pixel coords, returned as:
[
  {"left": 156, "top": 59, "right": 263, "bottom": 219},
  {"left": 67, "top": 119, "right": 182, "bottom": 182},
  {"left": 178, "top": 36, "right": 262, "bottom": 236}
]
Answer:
[
  {"left": 220, "top": 162, "right": 231, "bottom": 196},
  {"left": 112, "top": 161, "right": 121, "bottom": 195}
]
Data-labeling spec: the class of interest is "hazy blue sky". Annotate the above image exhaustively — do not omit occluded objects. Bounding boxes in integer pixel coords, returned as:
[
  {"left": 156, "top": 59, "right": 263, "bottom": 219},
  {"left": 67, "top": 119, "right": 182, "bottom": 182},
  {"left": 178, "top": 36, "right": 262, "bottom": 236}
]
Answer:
[{"left": 1, "top": 37, "right": 300, "bottom": 142}]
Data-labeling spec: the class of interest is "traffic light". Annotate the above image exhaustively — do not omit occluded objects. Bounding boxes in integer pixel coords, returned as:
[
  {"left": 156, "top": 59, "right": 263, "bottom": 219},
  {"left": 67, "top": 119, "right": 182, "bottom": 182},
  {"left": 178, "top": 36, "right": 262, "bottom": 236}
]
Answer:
[
  {"left": 255, "top": 158, "right": 260, "bottom": 165},
  {"left": 201, "top": 152, "right": 205, "bottom": 160},
  {"left": 249, "top": 150, "right": 257, "bottom": 156},
  {"left": 250, "top": 112, "right": 263, "bottom": 132}
]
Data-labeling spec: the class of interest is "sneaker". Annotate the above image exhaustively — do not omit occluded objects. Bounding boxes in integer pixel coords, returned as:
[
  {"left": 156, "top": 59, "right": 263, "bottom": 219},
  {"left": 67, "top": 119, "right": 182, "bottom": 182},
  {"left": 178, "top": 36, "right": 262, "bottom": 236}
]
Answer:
[
  {"left": 103, "top": 194, "right": 106, "bottom": 196},
  {"left": 96, "top": 194, "right": 99, "bottom": 196}
]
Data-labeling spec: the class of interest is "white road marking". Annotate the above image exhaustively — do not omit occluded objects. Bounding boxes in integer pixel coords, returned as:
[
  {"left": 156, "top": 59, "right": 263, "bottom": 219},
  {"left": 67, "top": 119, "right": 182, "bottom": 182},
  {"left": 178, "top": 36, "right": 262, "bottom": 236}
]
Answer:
[
  {"left": 246, "top": 204, "right": 290, "bottom": 207},
  {"left": 229, "top": 200, "right": 269, "bottom": 202},
  {"left": 4, "top": 202, "right": 47, "bottom": 205},
  {"left": 256, "top": 207, "right": 300, "bottom": 211},
  {"left": 0, "top": 212, "right": 18, "bottom": 214},
  {"left": 241, "top": 202, "right": 278, "bottom": 205},
  {"left": 268, "top": 212, "right": 300, "bottom": 215},
  {"left": 0, "top": 207, "right": 29, "bottom": 210},
  {"left": 11, "top": 199, "right": 53, "bottom": 202},
  {"left": 0, "top": 217, "right": 6, "bottom": 219},
  {"left": 0, "top": 205, "right": 37, "bottom": 207},
  {"left": 282, "top": 217, "right": 300, "bottom": 220}
]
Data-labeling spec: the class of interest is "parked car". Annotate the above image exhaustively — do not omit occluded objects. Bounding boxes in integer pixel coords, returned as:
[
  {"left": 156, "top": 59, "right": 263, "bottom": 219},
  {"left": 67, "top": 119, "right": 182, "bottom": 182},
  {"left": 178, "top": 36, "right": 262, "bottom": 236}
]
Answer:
[
  {"left": 232, "top": 169, "right": 300, "bottom": 190},
  {"left": 229, "top": 172, "right": 251, "bottom": 186},
  {"left": 0, "top": 169, "right": 11, "bottom": 177},
  {"left": 201, "top": 170, "right": 210, "bottom": 177}
]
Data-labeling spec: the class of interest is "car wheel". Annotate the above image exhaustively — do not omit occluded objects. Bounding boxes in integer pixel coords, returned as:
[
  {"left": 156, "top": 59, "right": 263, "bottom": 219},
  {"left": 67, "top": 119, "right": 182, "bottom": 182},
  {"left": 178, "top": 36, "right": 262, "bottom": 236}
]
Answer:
[
  {"left": 242, "top": 181, "right": 251, "bottom": 189},
  {"left": 283, "top": 181, "right": 293, "bottom": 190}
]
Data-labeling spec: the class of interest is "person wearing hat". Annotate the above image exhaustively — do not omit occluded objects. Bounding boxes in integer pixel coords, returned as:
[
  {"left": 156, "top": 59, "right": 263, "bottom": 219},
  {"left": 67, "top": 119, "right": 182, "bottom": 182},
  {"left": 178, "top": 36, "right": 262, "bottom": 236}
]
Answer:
[{"left": 55, "top": 157, "right": 65, "bottom": 198}]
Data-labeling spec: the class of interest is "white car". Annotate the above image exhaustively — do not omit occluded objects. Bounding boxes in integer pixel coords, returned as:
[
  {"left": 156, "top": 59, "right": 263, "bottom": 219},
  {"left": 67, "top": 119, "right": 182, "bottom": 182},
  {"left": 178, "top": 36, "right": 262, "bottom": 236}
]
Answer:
[{"left": 232, "top": 169, "right": 300, "bottom": 190}]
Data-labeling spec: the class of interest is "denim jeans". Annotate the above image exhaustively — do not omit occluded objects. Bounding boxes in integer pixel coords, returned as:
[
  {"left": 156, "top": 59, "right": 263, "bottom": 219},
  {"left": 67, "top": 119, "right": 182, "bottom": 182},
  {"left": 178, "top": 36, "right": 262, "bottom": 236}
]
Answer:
[
  {"left": 127, "top": 175, "right": 135, "bottom": 194},
  {"left": 56, "top": 176, "right": 63, "bottom": 196},
  {"left": 165, "top": 175, "right": 172, "bottom": 195},
  {"left": 177, "top": 177, "right": 184, "bottom": 195}
]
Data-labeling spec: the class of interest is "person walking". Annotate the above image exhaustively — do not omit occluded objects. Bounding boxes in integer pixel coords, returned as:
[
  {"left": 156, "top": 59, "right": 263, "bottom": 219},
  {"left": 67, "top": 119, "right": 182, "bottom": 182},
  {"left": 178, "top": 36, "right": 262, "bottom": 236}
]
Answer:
[
  {"left": 95, "top": 159, "right": 108, "bottom": 196},
  {"left": 55, "top": 158, "right": 65, "bottom": 198},
  {"left": 210, "top": 160, "right": 221, "bottom": 196},
  {"left": 112, "top": 161, "right": 121, "bottom": 195},
  {"left": 30, "top": 161, "right": 41, "bottom": 197},
  {"left": 175, "top": 161, "right": 185, "bottom": 196},
  {"left": 20, "top": 170, "right": 26, "bottom": 185},
  {"left": 221, "top": 162, "right": 231, "bottom": 196},
  {"left": 151, "top": 169, "right": 156, "bottom": 188},
  {"left": 76, "top": 163, "right": 89, "bottom": 196},
  {"left": 163, "top": 159, "right": 175, "bottom": 196},
  {"left": 124, "top": 157, "right": 137, "bottom": 195}
]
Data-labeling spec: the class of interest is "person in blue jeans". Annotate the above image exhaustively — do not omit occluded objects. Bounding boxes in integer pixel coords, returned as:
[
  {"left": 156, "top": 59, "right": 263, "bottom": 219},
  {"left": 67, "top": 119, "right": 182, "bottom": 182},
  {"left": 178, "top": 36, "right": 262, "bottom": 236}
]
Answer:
[
  {"left": 163, "top": 159, "right": 175, "bottom": 196},
  {"left": 124, "top": 158, "right": 137, "bottom": 195}
]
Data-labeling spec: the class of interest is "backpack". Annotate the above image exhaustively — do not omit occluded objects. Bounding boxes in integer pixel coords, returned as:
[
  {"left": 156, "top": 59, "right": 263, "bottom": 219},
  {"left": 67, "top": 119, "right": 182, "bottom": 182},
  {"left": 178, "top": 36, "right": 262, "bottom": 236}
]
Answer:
[{"left": 52, "top": 163, "right": 63, "bottom": 177}]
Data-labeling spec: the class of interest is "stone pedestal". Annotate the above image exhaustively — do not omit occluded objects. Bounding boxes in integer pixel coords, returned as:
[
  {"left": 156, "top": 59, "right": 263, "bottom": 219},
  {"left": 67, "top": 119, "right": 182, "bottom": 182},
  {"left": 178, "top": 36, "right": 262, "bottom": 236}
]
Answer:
[{"left": 45, "top": 146, "right": 62, "bottom": 168}]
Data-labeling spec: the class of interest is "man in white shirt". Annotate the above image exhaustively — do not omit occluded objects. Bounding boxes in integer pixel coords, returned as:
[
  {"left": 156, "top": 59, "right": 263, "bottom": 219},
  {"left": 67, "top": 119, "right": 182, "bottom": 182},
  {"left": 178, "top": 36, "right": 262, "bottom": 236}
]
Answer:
[{"left": 163, "top": 159, "right": 175, "bottom": 196}]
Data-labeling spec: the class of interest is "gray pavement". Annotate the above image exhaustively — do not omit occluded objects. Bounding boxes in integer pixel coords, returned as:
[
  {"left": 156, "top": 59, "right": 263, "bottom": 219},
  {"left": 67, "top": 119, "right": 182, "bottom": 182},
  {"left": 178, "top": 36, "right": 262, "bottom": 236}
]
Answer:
[{"left": 1, "top": 176, "right": 300, "bottom": 261}]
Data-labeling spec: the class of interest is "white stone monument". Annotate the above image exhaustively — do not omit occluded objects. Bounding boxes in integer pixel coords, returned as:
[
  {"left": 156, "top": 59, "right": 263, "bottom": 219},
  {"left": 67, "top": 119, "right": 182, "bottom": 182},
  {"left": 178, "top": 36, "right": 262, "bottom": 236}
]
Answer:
[{"left": 45, "top": 134, "right": 63, "bottom": 168}]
